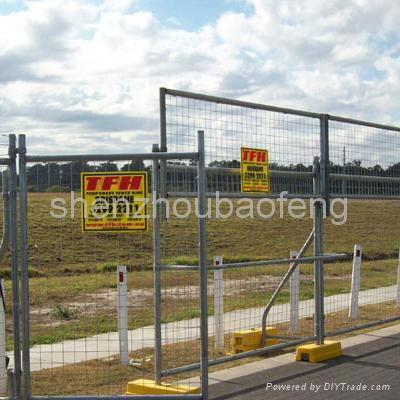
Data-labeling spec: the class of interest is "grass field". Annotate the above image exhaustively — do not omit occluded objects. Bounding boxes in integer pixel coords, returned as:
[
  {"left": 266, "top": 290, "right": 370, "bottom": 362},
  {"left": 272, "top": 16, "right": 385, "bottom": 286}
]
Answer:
[{"left": 1, "top": 194, "right": 399, "bottom": 350}]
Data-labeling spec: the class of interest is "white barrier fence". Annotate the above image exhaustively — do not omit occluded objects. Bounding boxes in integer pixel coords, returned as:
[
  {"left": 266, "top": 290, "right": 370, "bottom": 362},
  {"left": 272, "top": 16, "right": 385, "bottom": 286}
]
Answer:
[
  {"left": 117, "top": 265, "right": 129, "bottom": 365},
  {"left": 349, "top": 245, "right": 362, "bottom": 319},
  {"left": 289, "top": 251, "right": 300, "bottom": 333},
  {"left": 213, "top": 256, "right": 224, "bottom": 352}
]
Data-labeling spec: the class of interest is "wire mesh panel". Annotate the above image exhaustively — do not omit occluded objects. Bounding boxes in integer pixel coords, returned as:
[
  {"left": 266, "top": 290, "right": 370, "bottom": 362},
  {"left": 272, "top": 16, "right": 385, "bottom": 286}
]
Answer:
[
  {"left": 326, "top": 118, "right": 400, "bottom": 335},
  {"left": 160, "top": 89, "right": 325, "bottom": 372},
  {"left": 329, "top": 119, "right": 400, "bottom": 198},
  {"left": 163, "top": 89, "right": 320, "bottom": 196},
  {"left": 160, "top": 88, "right": 400, "bottom": 374},
  {"left": 25, "top": 160, "right": 158, "bottom": 396}
]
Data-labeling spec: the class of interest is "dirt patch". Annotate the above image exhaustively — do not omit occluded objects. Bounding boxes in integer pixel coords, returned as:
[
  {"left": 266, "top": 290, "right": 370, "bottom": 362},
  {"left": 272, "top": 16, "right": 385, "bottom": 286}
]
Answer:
[{"left": 29, "top": 274, "right": 284, "bottom": 322}]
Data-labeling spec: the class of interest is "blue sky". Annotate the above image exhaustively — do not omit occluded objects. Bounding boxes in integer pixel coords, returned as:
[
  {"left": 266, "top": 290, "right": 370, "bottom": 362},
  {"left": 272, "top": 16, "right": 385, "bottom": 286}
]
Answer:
[
  {"left": 0, "top": 0, "right": 253, "bottom": 30},
  {"left": 132, "top": 0, "right": 253, "bottom": 30}
]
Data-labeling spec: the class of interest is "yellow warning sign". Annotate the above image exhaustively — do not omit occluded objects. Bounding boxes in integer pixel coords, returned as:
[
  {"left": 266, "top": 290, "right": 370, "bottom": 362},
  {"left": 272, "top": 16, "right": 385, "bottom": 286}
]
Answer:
[
  {"left": 81, "top": 171, "right": 148, "bottom": 232},
  {"left": 240, "top": 147, "right": 270, "bottom": 192}
]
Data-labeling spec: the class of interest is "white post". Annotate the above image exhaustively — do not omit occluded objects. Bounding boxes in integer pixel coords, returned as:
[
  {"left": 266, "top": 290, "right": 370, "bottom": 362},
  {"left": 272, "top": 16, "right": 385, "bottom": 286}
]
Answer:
[
  {"left": 0, "top": 279, "right": 6, "bottom": 396},
  {"left": 349, "top": 244, "right": 362, "bottom": 319},
  {"left": 289, "top": 251, "right": 300, "bottom": 333},
  {"left": 397, "top": 249, "right": 400, "bottom": 308},
  {"left": 117, "top": 266, "right": 129, "bottom": 365},
  {"left": 213, "top": 256, "right": 224, "bottom": 352}
]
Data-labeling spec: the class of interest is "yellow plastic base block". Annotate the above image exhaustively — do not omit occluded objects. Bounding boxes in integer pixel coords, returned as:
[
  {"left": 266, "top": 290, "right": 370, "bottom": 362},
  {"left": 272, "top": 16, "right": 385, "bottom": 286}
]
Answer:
[
  {"left": 126, "top": 379, "right": 200, "bottom": 395},
  {"left": 231, "top": 327, "right": 278, "bottom": 354},
  {"left": 295, "top": 340, "right": 343, "bottom": 363}
]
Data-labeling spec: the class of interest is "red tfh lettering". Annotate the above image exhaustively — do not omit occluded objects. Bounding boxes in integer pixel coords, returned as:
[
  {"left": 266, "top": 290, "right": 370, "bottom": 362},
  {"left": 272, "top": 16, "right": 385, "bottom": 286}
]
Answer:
[
  {"left": 85, "top": 175, "right": 142, "bottom": 191},
  {"left": 242, "top": 150, "right": 266, "bottom": 162},
  {"left": 85, "top": 176, "right": 102, "bottom": 190},
  {"left": 119, "top": 176, "right": 142, "bottom": 190},
  {"left": 257, "top": 152, "right": 266, "bottom": 162},
  {"left": 102, "top": 176, "right": 119, "bottom": 190}
]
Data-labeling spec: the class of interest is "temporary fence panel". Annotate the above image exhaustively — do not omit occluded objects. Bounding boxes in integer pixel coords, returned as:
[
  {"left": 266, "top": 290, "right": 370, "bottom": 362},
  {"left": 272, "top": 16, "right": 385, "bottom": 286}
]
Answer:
[
  {"left": 160, "top": 87, "right": 400, "bottom": 376},
  {"left": 159, "top": 88, "right": 333, "bottom": 376},
  {"left": 12, "top": 134, "right": 206, "bottom": 400},
  {"left": 325, "top": 117, "right": 400, "bottom": 337}
]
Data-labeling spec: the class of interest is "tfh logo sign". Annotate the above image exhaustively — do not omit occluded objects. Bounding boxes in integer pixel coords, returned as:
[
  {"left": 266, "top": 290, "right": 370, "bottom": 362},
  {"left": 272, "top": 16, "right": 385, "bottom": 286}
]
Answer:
[
  {"left": 85, "top": 175, "right": 143, "bottom": 191},
  {"left": 240, "top": 147, "right": 270, "bottom": 193},
  {"left": 241, "top": 149, "right": 266, "bottom": 163}
]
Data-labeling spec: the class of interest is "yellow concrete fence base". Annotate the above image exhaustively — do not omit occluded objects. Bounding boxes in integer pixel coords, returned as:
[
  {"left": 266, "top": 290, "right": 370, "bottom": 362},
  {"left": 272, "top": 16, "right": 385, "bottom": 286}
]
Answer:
[
  {"left": 231, "top": 327, "right": 279, "bottom": 354},
  {"left": 126, "top": 379, "right": 200, "bottom": 395},
  {"left": 295, "top": 340, "right": 343, "bottom": 363}
]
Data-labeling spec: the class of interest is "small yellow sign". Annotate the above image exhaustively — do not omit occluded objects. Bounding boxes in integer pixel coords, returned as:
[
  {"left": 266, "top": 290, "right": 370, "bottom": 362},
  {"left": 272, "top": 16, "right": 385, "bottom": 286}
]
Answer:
[
  {"left": 81, "top": 171, "right": 148, "bottom": 232},
  {"left": 240, "top": 147, "right": 270, "bottom": 192}
]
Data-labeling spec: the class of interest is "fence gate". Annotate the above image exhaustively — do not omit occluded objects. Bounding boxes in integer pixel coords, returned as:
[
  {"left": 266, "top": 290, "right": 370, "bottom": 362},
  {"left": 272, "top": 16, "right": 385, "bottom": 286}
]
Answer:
[{"left": 5, "top": 133, "right": 207, "bottom": 400}]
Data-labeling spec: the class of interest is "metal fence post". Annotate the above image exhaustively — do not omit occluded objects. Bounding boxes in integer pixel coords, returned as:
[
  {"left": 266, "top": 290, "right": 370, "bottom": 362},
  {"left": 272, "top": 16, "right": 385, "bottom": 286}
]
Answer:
[
  {"left": 197, "top": 130, "right": 208, "bottom": 400},
  {"left": 18, "top": 134, "right": 31, "bottom": 399},
  {"left": 0, "top": 278, "right": 6, "bottom": 396},
  {"left": 313, "top": 156, "right": 325, "bottom": 345},
  {"left": 8, "top": 134, "right": 21, "bottom": 400},
  {"left": 0, "top": 170, "right": 10, "bottom": 261},
  {"left": 159, "top": 88, "right": 168, "bottom": 216},
  {"left": 397, "top": 248, "right": 400, "bottom": 308},
  {"left": 152, "top": 144, "right": 162, "bottom": 384}
]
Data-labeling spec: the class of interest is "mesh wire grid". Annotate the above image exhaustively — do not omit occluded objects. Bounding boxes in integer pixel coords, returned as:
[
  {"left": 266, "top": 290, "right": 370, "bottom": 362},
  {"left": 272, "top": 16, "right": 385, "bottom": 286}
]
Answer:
[
  {"left": 161, "top": 90, "right": 400, "bottom": 369},
  {"left": 164, "top": 93, "right": 320, "bottom": 196},
  {"left": 24, "top": 160, "right": 160, "bottom": 396},
  {"left": 161, "top": 91, "right": 323, "bottom": 369}
]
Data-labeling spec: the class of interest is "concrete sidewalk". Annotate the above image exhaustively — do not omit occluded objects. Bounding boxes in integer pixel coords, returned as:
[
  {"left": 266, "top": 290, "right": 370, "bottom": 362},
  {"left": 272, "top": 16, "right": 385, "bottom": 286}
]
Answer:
[
  {"left": 10, "top": 284, "right": 397, "bottom": 371},
  {"left": 208, "top": 324, "right": 400, "bottom": 399}
]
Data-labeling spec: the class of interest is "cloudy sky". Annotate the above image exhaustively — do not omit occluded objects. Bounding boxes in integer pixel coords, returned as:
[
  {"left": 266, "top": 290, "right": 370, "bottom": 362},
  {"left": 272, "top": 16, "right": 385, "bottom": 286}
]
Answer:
[{"left": 1, "top": 0, "right": 400, "bottom": 155}]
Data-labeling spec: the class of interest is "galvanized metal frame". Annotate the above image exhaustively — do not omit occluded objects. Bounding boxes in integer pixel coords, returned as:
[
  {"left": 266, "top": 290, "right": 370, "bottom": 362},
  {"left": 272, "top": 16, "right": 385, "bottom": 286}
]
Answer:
[
  {"left": 14, "top": 134, "right": 206, "bottom": 400},
  {"left": 1, "top": 88, "right": 398, "bottom": 399},
  {"left": 8, "top": 134, "right": 21, "bottom": 400},
  {"left": 159, "top": 87, "right": 400, "bottom": 375}
]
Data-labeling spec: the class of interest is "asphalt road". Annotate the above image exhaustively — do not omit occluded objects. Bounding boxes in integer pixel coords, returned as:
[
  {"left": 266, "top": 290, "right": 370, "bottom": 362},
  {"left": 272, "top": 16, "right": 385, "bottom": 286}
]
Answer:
[{"left": 210, "top": 333, "right": 400, "bottom": 400}]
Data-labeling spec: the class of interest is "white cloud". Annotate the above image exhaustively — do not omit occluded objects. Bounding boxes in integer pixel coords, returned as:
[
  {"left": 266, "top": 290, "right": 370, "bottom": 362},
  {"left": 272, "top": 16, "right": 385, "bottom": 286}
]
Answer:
[{"left": 0, "top": 0, "right": 399, "bottom": 156}]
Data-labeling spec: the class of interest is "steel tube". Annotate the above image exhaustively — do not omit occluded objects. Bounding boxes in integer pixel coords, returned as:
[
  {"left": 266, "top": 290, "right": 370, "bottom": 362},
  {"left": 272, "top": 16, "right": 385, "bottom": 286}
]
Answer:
[
  {"left": 167, "top": 192, "right": 318, "bottom": 199},
  {"left": 326, "top": 316, "right": 400, "bottom": 338},
  {"left": 313, "top": 156, "right": 325, "bottom": 345},
  {"left": 166, "top": 164, "right": 314, "bottom": 179},
  {"left": 0, "top": 170, "right": 10, "bottom": 261},
  {"left": 159, "top": 253, "right": 347, "bottom": 271},
  {"left": 330, "top": 173, "right": 400, "bottom": 183},
  {"left": 162, "top": 88, "right": 400, "bottom": 132},
  {"left": 329, "top": 114, "right": 400, "bottom": 133},
  {"left": 8, "top": 135, "right": 21, "bottom": 400},
  {"left": 152, "top": 145, "right": 162, "bottom": 385},
  {"left": 25, "top": 152, "right": 199, "bottom": 163},
  {"left": 197, "top": 130, "right": 208, "bottom": 400},
  {"left": 18, "top": 135, "right": 31, "bottom": 399},
  {"left": 161, "top": 335, "right": 316, "bottom": 376},
  {"left": 260, "top": 229, "right": 315, "bottom": 345},
  {"left": 332, "top": 194, "right": 400, "bottom": 200},
  {"left": 31, "top": 396, "right": 202, "bottom": 400},
  {"left": 163, "top": 88, "right": 321, "bottom": 119},
  {"left": 159, "top": 87, "right": 168, "bottom": 204}
]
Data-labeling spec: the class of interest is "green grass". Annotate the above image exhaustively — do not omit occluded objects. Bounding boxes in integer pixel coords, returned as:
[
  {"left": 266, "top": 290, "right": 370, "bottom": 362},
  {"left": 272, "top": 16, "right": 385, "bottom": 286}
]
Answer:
[{"left": 1, "top": 195, "right": 399, "bottom": 349}]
